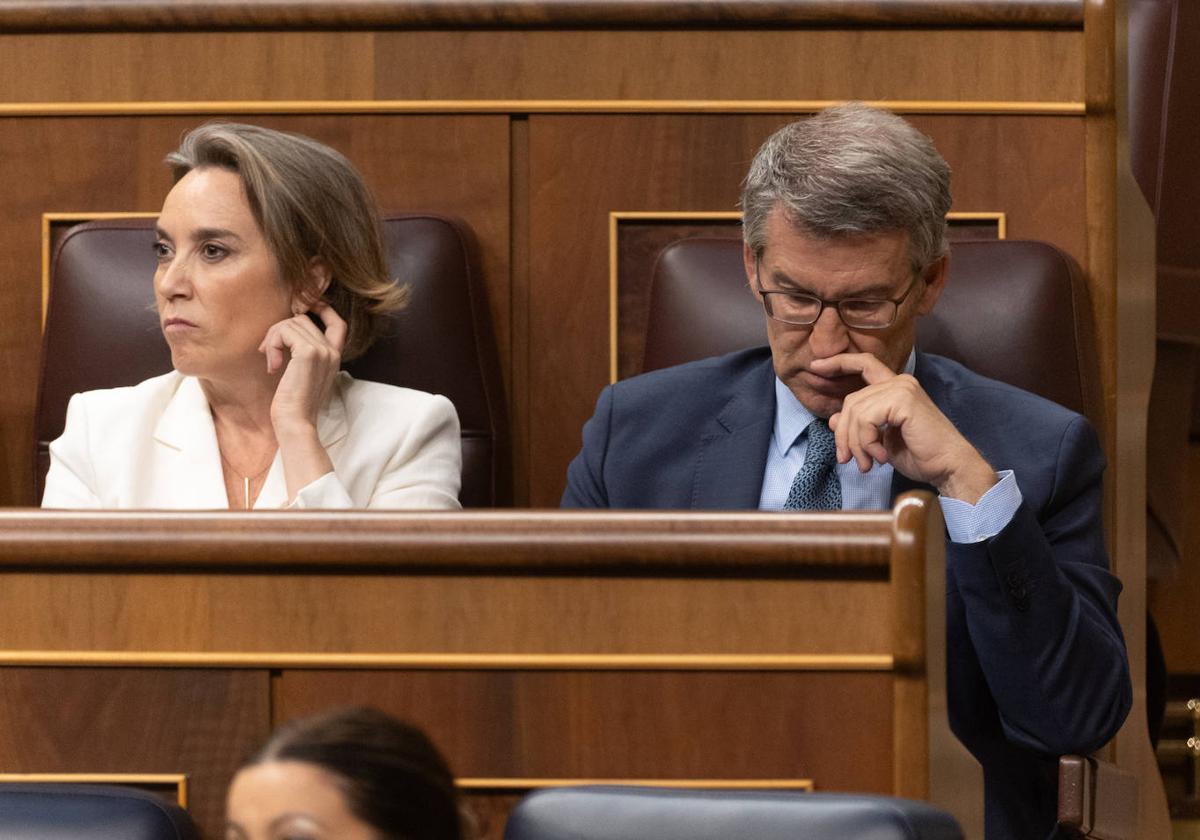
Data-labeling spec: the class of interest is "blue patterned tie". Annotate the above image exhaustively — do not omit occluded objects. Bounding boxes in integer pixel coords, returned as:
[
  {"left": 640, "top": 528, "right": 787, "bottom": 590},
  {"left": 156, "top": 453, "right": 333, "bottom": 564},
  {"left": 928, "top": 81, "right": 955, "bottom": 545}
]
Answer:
[{"left": 783, "top": 418, "right": 842, "bottom": 510}]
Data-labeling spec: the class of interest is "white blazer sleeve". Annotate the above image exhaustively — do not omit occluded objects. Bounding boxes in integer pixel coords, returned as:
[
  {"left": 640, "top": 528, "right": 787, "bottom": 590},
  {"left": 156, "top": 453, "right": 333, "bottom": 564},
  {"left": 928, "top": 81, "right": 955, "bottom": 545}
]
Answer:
[
  {"left": 289, "top": 393, "right": 462, "bottom": 510},
  {"left": 42, "top": 394, "right": 103, "bottom": 509}
]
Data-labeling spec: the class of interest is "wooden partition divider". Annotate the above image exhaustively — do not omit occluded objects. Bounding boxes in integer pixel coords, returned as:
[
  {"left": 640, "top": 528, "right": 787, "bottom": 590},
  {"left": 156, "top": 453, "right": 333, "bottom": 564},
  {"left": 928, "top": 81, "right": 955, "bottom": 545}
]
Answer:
[{"left": 0, "top": 492, "right": 952, "bottom": 838}]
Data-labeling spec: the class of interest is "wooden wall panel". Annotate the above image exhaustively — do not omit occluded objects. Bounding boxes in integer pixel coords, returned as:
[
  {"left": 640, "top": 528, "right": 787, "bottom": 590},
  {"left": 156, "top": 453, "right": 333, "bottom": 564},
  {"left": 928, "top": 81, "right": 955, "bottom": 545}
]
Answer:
[
  {"left": 0, "top": 573, "right": 891, "bottom": 655},
  {"left": 0, "top": 30, "right": 1081, "bottom": 106},
  {"left": 527, "top": 113, "right": 1087, "bottom": 504},
  {"left": 276, "top": 670, "right": 893, "bottom": 790},
  {"left": 0, "top": 114, "right": 510, "bottom": 506},
  {"left": 373, "top": 30, "right": 1084, "bottom": 103},
  {"left": 0, "top": 32, "right": 378, "bottom": 102},
  {"left": 0, "top": 667, "right": 270, "bottom": 839}
]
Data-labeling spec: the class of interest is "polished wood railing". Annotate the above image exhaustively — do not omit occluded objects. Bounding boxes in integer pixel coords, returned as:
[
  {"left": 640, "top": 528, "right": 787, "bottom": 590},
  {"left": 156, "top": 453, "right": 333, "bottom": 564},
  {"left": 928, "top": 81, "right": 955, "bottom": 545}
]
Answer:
[
  {"left": 0, "top": 0, "right": 1083, "bottom": 32},
  {"left": 0, "top": 493, "right": 957, "bottom": 839}
]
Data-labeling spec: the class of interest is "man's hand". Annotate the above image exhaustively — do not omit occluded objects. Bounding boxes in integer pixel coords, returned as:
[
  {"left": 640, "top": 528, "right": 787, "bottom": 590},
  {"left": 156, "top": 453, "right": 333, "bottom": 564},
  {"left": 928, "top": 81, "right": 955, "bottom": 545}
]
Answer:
[{"left": 812, "top": 353, "right": 998, "bottom": 504}]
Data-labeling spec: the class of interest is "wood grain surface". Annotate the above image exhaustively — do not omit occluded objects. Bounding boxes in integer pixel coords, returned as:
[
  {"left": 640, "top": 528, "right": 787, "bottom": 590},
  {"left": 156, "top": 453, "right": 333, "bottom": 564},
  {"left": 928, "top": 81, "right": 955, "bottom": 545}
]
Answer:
[
  {"left": 276, "top": 669, "right": 893, "bottom": 789},
  {"left": 0, "top": 1, "right": 1083, "bottom": 32},
  {"left": 0, "top": 667, "right": 270, "bottom": 839}
]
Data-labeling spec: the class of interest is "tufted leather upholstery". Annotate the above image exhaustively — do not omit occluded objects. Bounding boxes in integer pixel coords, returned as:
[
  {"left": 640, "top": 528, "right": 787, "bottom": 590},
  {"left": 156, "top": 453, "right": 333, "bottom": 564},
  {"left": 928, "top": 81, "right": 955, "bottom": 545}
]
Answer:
[
  {"left": 0, "top": 784, "right": 199, "bottom": 840},
  {"left": 504, "top": 786, "right": 964, "bottom": 840},
  {"left": 35, "top": 214, "right": 508, "bottom": 507},
  {"left": 642, "top": 237, "right": 1101, "bottom": 429}
]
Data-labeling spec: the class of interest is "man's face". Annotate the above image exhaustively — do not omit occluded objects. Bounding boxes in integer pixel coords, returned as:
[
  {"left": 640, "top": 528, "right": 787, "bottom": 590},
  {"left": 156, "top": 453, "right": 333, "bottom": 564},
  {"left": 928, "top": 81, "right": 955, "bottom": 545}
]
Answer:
[{"left": 743, "top": 208, "right": 946, "bottom": 418}]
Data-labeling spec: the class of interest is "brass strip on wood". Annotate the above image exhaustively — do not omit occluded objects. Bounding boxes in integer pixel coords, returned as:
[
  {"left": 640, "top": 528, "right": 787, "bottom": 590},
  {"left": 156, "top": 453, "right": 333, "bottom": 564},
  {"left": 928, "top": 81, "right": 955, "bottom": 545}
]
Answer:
[
  {"left": 0, "top": 773, "right": 189, "bottom": 808},
  {"left": 459, "top": 777, "right": 815, "bottom": 791},
  {"left": 0, "top": 651, "right": 895, "bottom": 671},
  {"left": 0, "top": 100, "right": 1087, "bottom": 118}
]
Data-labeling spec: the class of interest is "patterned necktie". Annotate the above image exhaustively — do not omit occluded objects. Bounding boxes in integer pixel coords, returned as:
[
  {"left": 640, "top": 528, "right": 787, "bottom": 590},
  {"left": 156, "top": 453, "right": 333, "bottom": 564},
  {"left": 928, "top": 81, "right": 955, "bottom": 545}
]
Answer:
[{"left": 783, "top": 418, "right": 842, "bottom": 510}]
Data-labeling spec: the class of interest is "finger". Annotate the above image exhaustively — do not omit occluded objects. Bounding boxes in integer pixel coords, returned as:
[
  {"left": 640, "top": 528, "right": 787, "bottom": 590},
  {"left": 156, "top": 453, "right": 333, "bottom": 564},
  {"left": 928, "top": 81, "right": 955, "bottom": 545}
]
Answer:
[
  {"left": 260, "top": 324, "right": 289, "bottom": 374},
  {"left": 843, "top": 401, "right": 877, "bottom": 473},
  {"left": 809, "top": 352, "right": 897, "bottom": 386},
  {"left": 309, "top": 301, "right": 348, "bottom": 356}
]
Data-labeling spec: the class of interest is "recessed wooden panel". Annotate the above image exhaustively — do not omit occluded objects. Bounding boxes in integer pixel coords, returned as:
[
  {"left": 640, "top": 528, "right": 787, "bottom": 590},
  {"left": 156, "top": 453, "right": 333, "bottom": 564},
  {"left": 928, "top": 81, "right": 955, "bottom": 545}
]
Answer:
[
  {"left": 0, "top": 113, "right": 509, "bottom": 506},
  {"left": 528, "top": 113, "right": 1087, "bottom": 504},
  {"left": 275, "top": 669, "right": 893, "bottom": 789},
  {"left": 0, "top": 572, "right": 891, "bottom": 655},
  {"left": 0, "top": 667, "right": 270, "bottom": 839}
]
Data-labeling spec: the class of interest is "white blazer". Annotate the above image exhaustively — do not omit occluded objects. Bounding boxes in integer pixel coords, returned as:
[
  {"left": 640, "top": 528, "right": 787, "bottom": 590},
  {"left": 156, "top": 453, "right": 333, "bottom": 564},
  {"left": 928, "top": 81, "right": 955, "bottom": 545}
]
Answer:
[{"left": 42, "top": 371, "right": 463, "bottom": 510}]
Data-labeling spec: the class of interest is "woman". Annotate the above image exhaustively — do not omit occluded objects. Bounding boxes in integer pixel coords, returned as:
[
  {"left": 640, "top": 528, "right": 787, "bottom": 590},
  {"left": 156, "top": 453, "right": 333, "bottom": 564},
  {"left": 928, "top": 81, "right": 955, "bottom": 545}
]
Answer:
[
  {"left": 226, "top": 707, "right": 465, "bottom": 840},
  {"left": 42, "top": 123, "right": 461, "bottom": 509}
]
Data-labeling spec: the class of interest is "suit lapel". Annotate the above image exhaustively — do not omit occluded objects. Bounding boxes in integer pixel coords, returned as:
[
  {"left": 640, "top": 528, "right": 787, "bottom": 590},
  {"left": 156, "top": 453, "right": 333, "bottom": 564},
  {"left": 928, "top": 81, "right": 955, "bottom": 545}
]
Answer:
[
  {"left": 691, "top": 357, "right": 776, "bottom": 509},
  {"left": 152, "top": 376, "right": 229, "bottom": 508}
]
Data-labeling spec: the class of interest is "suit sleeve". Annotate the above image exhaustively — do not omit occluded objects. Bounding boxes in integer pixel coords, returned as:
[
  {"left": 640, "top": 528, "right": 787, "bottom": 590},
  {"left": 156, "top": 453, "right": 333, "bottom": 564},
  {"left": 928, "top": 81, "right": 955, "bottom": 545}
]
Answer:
[
  {"left": 561, "top": 385, "right": 614, "bottom": 508},
  {"left": 42, "top": 394, "right": 103, "bottom": 509},
  {"left": 289, "top": 393, "right": 463, "bottom": 510},
  {"left": 953, "top": 414, "right": 1131, "bottom": 755}
]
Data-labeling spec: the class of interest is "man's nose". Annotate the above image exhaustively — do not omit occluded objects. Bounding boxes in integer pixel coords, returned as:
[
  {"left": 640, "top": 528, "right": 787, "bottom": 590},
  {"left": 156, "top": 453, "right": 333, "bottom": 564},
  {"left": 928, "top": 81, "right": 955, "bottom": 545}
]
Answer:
[{"left": 808, "top": 304, "right": 850, "bottom": 356}]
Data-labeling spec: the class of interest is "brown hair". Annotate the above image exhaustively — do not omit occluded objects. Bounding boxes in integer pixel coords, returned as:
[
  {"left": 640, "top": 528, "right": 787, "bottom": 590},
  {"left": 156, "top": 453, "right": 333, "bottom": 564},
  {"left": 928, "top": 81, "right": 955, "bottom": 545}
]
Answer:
[
  {"left": 245, "top": 706, "right": 464, "bottom": 840},
  {"left": 166, "top": 122, "right": 407, "bottom": 360}
]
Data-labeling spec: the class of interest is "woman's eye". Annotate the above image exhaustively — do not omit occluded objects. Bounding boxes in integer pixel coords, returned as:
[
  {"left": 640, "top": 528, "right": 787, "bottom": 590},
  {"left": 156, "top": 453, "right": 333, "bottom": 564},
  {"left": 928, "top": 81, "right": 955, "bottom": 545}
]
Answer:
[
  {"left": 152, "top": 241, "right": 172, "bottom": 261},
  {"left": 201, "top": 243, "right": 228, "bottom": 260}
]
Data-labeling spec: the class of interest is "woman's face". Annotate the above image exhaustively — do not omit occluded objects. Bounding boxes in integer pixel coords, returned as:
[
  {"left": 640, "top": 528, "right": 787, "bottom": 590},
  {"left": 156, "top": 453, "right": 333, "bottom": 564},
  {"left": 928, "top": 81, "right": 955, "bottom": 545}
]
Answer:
[
  {"left": 225, "top": 760, "right": 377, "bottom": 840},
  {"left": 154, "top": 166, "right": 296, "bottom": 380}
]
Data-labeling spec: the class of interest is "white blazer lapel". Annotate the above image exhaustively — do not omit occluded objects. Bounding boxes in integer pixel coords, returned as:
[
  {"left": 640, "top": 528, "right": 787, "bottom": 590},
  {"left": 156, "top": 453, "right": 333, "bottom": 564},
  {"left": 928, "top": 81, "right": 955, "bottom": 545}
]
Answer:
[{"left": 152, "top": 376, "right": 229, "bottom": 509}]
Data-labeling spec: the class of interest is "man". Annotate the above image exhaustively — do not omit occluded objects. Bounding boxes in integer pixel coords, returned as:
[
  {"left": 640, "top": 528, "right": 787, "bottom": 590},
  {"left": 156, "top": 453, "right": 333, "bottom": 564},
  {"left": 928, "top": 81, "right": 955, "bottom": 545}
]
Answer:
[{"left": 562, "top": 104, "right": 1131, "bottom": 840}]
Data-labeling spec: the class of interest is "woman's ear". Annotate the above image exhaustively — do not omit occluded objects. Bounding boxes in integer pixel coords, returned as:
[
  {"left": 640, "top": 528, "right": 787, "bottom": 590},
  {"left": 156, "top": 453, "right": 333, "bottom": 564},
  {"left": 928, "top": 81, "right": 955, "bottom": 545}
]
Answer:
[{"left": 292, "top": 256, "right": 332, "bottom": 314}]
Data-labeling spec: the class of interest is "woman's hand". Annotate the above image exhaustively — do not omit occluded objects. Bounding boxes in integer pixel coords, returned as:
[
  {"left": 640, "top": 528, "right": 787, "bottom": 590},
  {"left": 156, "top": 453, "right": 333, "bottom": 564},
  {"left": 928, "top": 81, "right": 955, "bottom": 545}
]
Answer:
[
  {"left": 260, "top": 302, "right": 348, "bottom": 436},
  {"left": 259, "top": 302, "right": 348, "bottom": 502}
]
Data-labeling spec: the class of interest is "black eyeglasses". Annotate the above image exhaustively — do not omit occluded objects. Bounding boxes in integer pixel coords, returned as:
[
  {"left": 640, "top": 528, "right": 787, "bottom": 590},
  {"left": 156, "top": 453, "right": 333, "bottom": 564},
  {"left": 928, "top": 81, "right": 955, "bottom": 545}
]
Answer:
[{"left": 755, "top": 262, "right": 922, "bottom": 330}]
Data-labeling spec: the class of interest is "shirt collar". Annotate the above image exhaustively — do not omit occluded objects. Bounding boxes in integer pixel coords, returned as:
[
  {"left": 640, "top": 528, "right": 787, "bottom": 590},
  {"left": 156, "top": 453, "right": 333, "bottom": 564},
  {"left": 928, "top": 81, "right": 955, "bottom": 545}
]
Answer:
[{"left": 772, "top": 348, "right": 917, "bottom": 456}]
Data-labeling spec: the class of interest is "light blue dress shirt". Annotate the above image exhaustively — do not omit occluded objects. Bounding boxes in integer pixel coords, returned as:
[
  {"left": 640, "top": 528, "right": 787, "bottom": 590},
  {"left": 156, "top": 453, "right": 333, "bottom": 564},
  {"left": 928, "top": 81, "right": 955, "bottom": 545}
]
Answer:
[{"left": 758, "top": 350, "right": 1022, "bottom": 543}]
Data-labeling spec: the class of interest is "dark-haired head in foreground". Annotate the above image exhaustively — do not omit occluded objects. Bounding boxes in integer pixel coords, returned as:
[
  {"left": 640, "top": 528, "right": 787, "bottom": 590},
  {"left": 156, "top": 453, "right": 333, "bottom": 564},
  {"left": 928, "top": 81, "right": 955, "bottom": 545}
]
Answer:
[{"left": 225, "top": 707, "right": 464, "bottom": 840}]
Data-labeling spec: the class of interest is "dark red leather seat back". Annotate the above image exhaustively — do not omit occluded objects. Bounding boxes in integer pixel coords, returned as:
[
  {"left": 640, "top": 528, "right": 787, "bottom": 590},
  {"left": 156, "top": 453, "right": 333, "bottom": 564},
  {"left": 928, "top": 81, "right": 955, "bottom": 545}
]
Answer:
[
  {"left": 642, "top": 237, "right": 1101, "bottom": 428},
  {"left": 36, "top": 214, "right": 508, "bottom": 506}
]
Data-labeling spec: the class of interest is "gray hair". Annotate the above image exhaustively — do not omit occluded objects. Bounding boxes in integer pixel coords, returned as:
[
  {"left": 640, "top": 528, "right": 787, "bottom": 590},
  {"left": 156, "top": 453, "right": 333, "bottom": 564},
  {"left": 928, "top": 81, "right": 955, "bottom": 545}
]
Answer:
[{"left": 741, "top": 103, "right": 952, "bottom": 271}]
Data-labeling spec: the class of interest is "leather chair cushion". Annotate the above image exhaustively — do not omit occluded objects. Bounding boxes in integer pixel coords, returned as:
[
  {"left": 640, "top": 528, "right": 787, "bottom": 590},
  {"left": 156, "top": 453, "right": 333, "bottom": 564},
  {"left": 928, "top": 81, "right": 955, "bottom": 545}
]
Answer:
[
  {"left": 504, "top": 786, "right": 964, "bottom": 840},
  {"left": 642, "top": 237, "right": 1100, "bottom": 427},
  {"left": 0, "top": 784, "right": 199, "bottom": 840},
  {"left": 36, "top": 213, "right": 507, "bottom": 506}
]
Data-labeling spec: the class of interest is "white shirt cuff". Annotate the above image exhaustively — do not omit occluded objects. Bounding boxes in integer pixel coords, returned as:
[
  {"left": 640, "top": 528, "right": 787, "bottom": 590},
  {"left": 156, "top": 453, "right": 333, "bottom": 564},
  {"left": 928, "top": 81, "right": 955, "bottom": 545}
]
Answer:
[{"left": 938, "top": 470, "right": 1022, "bottom": 544}]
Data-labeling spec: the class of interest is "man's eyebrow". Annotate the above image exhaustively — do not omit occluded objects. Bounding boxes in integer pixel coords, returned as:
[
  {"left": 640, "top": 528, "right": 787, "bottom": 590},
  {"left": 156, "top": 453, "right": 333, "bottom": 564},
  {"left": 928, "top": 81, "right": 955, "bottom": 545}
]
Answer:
[{"left": 766, "top": 269, "right": 899, "bottom": 298}]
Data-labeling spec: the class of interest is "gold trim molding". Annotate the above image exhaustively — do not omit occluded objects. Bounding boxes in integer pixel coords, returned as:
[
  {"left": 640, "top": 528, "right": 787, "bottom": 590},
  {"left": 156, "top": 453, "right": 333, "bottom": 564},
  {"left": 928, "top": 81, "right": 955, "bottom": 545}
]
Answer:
[
  {"left": 607, "top": 210, "right": 1008, "bottom": 381},
  {"left": 0, "top": 100, "right": 1086, "bottom": 118},
  {"left": 0, "top": 773, "right": 189, "bottom": 808},
  {"left": 459, "top": 777, "right": 814, "bottom": 791},
  {"left": 0, "top": 651, "right": 895, "bottom": 671}
]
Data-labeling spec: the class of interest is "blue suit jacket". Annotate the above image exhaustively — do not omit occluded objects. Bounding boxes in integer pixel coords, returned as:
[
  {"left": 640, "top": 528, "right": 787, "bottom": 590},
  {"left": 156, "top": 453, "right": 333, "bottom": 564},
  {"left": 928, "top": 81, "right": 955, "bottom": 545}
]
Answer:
[{"left": 562, "top": 347, "right": 1131, "bottom": 840}]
